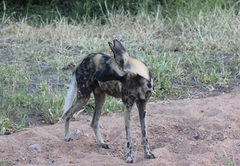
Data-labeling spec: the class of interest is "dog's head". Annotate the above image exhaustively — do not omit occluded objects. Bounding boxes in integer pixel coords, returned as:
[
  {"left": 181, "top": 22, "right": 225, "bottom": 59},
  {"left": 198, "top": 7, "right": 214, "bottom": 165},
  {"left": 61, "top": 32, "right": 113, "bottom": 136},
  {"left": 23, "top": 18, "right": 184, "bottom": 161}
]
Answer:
[{"left": 94, "top": 39, "right": 150, "bottom": 82}]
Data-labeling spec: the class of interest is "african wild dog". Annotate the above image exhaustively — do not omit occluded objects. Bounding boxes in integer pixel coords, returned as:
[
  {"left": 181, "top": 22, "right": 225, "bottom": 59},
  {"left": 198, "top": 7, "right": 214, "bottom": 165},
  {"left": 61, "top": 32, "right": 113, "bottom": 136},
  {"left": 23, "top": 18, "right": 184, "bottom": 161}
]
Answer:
[{"left": 61, "top": 39, "right": 155, "bottom": 163}]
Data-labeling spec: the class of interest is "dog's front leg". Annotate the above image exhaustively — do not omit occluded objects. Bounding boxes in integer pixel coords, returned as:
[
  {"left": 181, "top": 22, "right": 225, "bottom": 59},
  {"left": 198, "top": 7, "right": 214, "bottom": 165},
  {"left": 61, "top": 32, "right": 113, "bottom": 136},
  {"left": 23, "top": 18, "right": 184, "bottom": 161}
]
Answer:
[
  {"left": 124, "top": 105, "right": 134, "bottom": 163},
  {"left": 136, "top": 101, "right": 155, "bottom": 159}
]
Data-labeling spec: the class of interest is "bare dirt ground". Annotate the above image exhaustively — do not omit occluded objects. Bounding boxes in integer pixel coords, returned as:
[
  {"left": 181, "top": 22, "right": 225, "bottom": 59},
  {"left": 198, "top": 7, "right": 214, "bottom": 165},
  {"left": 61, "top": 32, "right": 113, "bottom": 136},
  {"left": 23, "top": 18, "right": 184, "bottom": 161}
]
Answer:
[{"left": 0, "top": 88, "right": 240, "bottom": 166}]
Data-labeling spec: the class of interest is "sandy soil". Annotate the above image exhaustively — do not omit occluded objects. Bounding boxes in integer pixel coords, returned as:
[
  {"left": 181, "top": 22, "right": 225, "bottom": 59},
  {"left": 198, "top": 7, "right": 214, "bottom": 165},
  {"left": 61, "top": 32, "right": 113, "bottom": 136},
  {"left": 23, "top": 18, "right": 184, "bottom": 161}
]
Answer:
[{"left": 0, "top": 88, "right": 240, "bottom": 166}]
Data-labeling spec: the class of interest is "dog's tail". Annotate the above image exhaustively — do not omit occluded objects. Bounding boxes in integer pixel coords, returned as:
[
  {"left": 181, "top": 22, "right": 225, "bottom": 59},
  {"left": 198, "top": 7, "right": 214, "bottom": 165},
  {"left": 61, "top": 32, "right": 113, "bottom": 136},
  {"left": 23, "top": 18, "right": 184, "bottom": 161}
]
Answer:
[{"left": 61, "top": 72, "right": 77, "bottom": 119}]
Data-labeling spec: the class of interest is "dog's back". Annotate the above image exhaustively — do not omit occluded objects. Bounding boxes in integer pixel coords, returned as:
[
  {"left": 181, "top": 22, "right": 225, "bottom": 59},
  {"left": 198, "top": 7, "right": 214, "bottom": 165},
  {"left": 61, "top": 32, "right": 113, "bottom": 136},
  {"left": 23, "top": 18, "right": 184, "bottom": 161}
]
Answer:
[{"left": 74, "top": 53, "right": 122, "bottom": 98}]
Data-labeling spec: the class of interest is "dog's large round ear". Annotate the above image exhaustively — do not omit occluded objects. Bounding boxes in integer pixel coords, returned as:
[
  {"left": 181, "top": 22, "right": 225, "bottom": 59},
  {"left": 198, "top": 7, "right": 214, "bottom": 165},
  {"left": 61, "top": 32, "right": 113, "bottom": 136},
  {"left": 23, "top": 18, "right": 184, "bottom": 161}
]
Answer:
[
  {"left": 113, "top": 39, "right": 126, "bottom": 52},
  {"left": 108, "top": 41, "right": 126, "bottom": 69}
]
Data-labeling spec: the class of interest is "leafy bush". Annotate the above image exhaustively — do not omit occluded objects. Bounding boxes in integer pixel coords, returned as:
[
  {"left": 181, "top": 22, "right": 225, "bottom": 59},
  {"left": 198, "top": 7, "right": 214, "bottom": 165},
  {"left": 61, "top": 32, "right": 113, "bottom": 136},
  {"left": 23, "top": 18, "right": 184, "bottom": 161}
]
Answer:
[{"left": 1, "top": 0, "right": 239, "bottom": 24}]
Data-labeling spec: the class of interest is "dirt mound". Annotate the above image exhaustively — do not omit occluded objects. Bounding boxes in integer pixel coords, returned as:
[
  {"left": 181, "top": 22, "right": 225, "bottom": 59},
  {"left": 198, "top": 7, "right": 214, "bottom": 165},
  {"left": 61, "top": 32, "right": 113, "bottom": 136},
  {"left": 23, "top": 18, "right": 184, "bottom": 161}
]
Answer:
[{"left": 1, "top": 88, "right": 240, "bottom": 166}]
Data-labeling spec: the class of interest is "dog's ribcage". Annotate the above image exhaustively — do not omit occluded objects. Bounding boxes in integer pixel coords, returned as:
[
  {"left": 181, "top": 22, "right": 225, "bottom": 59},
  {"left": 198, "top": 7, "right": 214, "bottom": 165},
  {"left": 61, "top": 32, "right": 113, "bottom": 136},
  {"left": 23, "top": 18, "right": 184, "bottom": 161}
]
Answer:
[{"left": 98, "top": 81, "right": 122, "bottom": 98}]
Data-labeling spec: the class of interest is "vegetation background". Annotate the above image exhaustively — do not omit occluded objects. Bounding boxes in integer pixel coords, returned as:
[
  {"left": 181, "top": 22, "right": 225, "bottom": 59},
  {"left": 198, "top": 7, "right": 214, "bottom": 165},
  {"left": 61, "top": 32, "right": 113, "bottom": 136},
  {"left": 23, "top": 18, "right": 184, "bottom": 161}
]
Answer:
[{"left": 0, "top": 0, "right": 240, "bottom": 134}]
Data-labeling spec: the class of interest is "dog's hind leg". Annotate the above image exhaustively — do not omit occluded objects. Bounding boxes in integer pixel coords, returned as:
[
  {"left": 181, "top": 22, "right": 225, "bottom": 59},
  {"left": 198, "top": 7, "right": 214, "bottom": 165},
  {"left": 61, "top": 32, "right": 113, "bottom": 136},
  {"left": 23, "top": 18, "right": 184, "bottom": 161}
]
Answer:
[
  {"left": 64, "top": 95, "right": 90, "bottom": 141},
  {"left": 91, "top": 89, "right": 109, "bottom": 149},
  {"left": 124, "top": 104, "right": 134, "bottom": 163},
  {"left": 136, "top": 100, "right": 155, "bottom": 159}
]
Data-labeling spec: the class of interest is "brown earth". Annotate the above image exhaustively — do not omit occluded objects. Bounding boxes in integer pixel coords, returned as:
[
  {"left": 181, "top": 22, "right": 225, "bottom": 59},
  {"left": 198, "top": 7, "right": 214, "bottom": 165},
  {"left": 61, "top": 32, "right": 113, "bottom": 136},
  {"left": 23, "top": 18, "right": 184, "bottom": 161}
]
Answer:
[{"left": 0, "top": 88, "right": 240, "bottom": 166}]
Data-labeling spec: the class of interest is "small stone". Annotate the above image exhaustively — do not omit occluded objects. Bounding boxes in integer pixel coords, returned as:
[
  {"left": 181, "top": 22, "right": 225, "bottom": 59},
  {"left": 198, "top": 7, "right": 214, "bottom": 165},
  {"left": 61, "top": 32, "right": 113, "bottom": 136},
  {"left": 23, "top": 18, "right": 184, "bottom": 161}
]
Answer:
[
  {"left": 195, "top": 135, "right": 199, "bottom": 140},
  {"left": 84, "top": 133, "right": 89, "bottom": 137},
  {"left": 74, "top": 129, "right": 80, "bottom": 135},
  {"left": 0, "top": 127, "right": 6, "bottom": 135},
  {"left": 194, "top": 133, "right": 200, "bottom": 140},
  {"left": 28, "top": 144, "right": 41, "bottom": 153}
]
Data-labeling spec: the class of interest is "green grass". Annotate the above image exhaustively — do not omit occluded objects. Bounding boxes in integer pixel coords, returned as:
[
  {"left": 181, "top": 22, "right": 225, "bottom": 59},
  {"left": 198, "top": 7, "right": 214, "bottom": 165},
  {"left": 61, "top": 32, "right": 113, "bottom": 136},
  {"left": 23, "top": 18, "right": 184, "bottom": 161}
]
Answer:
[
  {"left": 215, "top": 147, "right": 236, "bottom": 166},
  {"left": 0, "top": 1, "right": 240, "bottom": 134},
  {"left": 0, "top": 160, "right": 7, "bottom": 166}
]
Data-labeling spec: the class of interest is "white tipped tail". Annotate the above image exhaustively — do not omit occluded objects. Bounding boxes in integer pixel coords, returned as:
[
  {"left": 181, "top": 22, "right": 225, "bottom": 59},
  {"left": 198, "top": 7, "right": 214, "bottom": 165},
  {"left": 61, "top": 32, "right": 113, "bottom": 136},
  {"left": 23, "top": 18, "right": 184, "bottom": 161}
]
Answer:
[{"left": 62, "top": 72, "right": 77, "bottom": 117}]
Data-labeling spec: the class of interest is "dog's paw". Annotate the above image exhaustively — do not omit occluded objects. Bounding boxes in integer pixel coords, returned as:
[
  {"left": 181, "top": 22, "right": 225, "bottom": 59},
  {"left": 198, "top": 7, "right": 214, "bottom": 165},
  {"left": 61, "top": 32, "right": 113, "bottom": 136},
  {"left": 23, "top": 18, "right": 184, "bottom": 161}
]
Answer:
[
  {"left": 145, "top": 152, "right": 155, "bottom": 159},
  {"left": 100, "top": 143, "right": 110, "bottom": 149},
  {"left": 126, "top": 155, "right": 134, "bottom": 163},
  {"left": 64, "top": 137, "right": 73, "bottom": 142}
]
